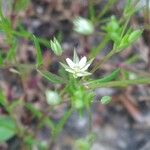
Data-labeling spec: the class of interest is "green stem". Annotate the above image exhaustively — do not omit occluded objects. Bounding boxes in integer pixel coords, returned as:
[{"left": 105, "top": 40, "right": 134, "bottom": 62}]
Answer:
[
  {"left": 88, "top": 78, "right": 150, "bottom": 89},
  {"left": 97, "top": 0, "right": 118, "bottom": 20},
  {"left": 91, "top": 49, "right": 116, "bottom": 73},
  {"left": 49, "top": 107, "right": 73, "bottom": 149},
  {"left": 87, "top": 108, "right": 92, "bottom": 132},
  {"left": 120, "top": 17, "right": 130, "bottom": 39},
  {"left": 88, "top": 0, "right": 95, "bottom": 22},
  {"left": 89, "top": 35, "right": 109, "bottom": 58}
]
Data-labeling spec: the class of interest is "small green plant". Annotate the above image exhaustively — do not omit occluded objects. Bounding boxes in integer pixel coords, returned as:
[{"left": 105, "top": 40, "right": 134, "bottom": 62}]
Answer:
[{"left": 0, "top": 0, "right": 149, "bottom": 149}]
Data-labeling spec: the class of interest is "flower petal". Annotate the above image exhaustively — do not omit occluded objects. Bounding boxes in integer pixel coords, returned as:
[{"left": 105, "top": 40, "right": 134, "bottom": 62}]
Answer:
[
  {"left": 81, "top": 58, "right": 94, "bottom": 71},
  {"left": 66, "top": 58, "right": 75, "bottom": 69},
  {"left": 79, "top": 56, "right": 87, "bottom": 68},
  {"left": 81, "top": 63, "right": 90, "bottom": 71},
  {"left": 65, "top": 68, "right": 75, "bottom": 73}
]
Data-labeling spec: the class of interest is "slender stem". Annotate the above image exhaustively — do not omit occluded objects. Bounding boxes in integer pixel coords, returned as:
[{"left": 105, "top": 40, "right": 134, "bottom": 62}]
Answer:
[
  {"left": 49, "top": 107, "right": 73, "bottom": 149},
  {"left": 120, "top": 18, "right": 130, "bottom": 38},
  {"left": 88, "top": 78, "right": 150, "bottom": 89},
  {"left": 97, "top": 0, "right": 117, "bottom": 20},
  {"left": 88, "top": 0, "right": 95, "bottom": 22},
  {"left": 88, "top": 108, "right": 92, "bottom": 132},
  {"left": 89, "top": 35, "right": 109, "bottom": 58},
  {"left": 0, "top": 63, "right": 36, "bottom": 70},
  {"left": 91, "top": 49, "right": 116, "bottom": 73}
]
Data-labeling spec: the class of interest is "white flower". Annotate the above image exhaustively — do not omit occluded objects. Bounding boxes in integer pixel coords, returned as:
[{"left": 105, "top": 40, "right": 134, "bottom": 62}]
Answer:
[
  {"left": 73, "top": 17, "right": 94, "bottom": 35},
  {"left": 60, "top": 50, "right": 93, "bottom": 78}
]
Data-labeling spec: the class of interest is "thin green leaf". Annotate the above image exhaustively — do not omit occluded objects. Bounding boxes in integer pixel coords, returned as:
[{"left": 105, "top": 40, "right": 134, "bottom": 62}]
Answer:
[
  {"left": 33, "top": 35, "right": 43, "bottom": 67},
  {"left": 87, "top": 68, "right": 120, "bottom": 85},
  {"left": 14, "top": 25, "right": 31, "bottom": 38},
  {"left": 26, "top": 103, "right": 54, "bottom": 130},
  {"left": 13, "top": 26, "right": 51, "bottom": 49},
  {"left": 42, "top": 118, "right": 54, "bottom": 130},
  {"left": 0, "top": 6, "right": 12, "bottom": 35},
  {"left": 6, "top": 41, "right": 17, "bottom": 61},
  {"left": 0, "top": 91, "right": 6, "bottom": 106},
  {"left": 0, "top": 116, "right": 16, "bottom": 142},
  {"left": 53, "top": 108, "right": 73, "bottom": 138},
  {"left": 0, "top": 52, "right": 3, "bottom": 65},
  {"left": 25, "top": 103, "right": 42, "bottom": 119},
  {"left": 37, "top": 69, "right": 67, "bottom": 84},
  {"left": 88, "top": 0, "right": 95, "bottom": 22},
  {"left": 89, "top": 77, "right": 150, "bottom": 89},
  {"left": 90, "top": 35, "right": 109, "bottom": 58},
  {"left": 15, "top": 0, "right": 30, "bottom": 12}
]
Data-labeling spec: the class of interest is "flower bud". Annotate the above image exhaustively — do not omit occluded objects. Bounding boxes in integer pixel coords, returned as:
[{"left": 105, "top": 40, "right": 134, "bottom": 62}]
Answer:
[
  {"left": 73, "top": 17, "right": 94, "bottom": 35},
  {"left": 128, "top": 29, "right": 142, "bottom": 43},
  {"left": 45, "top": 90, "right": 61, "bottom": 105},
  {"left": 50, "top": 37, "right": 62, "bottom": 56},
  {"left": 108, "top": 16, "right": 120, "bottom": 31},
  {"left": 74, "top": 99, "right": 84, "bottom": 109}
]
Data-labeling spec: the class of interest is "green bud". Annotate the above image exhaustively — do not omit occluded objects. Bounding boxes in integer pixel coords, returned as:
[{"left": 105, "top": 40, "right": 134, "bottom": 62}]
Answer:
[
  {"left": 74, "top": 91, "right": 83, "bottom": 99},
  {"left": 110, "top": 32, "right": 120, "bottom": 42},
  {"left": 123, "top": 0, "right": 135, "bottom": 18},
  {"left": 74, "top": 99, "right": 84, "bottom": 109},
  {"left": 128, "top": 72, "right": 137, "bottom": 80},
  {"left": 116, "top": 29, "right": 142, "bottom": 52},
  {"left": 116, "top": 34, "right": 129, "bottom": 52},
  {"left": 128, "top": 29, "right": 142, "bottom": 43},
  {"left": 45, "top": 90, "right": 61, "bottom": 105},
  {"left": 106, "top": 16, "right": 120, "bottom": 32},
  {"left": 73, "top": 17, "right": 94, "bottom": 35},
  {"left": 110, "top": 16, "right": 119, "bottom": 31},
  {"left": 50, "top": 37, "right": 62, "bottom": 56},
  {"left": 104, "top": 16, "right": 121, "bottom": 44},
  {"left": 100, "top": 96, "right": 111, "bottom": 105}
]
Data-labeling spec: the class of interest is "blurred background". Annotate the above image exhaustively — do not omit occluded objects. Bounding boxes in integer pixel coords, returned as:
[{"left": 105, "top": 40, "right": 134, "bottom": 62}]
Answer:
[{"left": 0, "top": 0, "right": 150, "bottom": 150}]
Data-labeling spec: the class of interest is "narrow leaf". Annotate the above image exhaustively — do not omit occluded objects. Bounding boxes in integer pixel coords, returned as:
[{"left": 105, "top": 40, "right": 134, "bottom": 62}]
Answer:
[
  {"left": 0, "top": 116, "right": 16, "bottom": 142},
  {"left": 37, "top": 69, "right": 66, "bottom": 84},
  {"left": 89, "top": 77, "right": 150, "bottom": 89},
  {"left": 33, "top": 35, "right": 43, "bottom": 67},
  {"left": 0, "top": 91, "right": 6, "bottom": 106},
  {"left": 15, "top": 0, "right": 30, "bottom": 12},
  {"left": 6, "top": 42, "right": 17, "bottom": 61},
  {"left": 25, "top": 103, "right": 42, "bottom": 119},
  {"left": 87, "top": 68, "right": 120, "bottom": 85},
  {"left": 0, "top": 52, "right": 3, "bottom": 65},
  {"left": 53, "top": 108, "right": 73, "bottom": 137}
]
